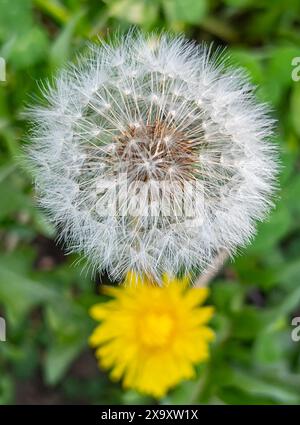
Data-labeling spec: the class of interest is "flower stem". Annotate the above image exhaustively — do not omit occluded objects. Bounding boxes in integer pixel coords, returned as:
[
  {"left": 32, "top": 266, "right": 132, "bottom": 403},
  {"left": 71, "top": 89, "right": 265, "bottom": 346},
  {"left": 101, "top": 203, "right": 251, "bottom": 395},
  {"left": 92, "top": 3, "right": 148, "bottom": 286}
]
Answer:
[
  {"left": 34, "top": 0, "right": 70, "bottom": 24},
  {"left": 194, "top": 249, "right": 230, "bottom": 287}
]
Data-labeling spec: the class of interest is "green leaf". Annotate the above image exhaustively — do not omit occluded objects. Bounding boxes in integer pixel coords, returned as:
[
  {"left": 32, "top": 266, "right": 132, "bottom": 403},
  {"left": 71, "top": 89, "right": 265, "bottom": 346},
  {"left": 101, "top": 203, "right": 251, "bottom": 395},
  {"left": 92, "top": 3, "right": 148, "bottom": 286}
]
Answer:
[
  {"left": 283, "top": 175, "right": 300, "bottom": 215},
  {"left": 229, "top": 49, "right": 264, "bottom": 85},
  {"left": 34, "top": 0, "right": 70, "bottom": 24},
  {"left": 253, "top": 331, "right": 286, "bottom": 365},
  {"left": 232, "top": 307, "right": 274, "bottom": 340},
  {"left": 122, "top": 390, "right": 153, "bottom": 405},
  {"left": 44, "top": 303, "right": 92, "bottom": 385},
  {"left": 247, "top": 203, "right": 292, "bottom": 254},
  {"left": 216, "top": 367, "right": 300, "bottom": 404},
  {"left": 233, "top": 255, "right": 278, "bottom": 289},
  {"left": 290, "top": 82, "right": 300, "bottom": 137},
  {"left": 0, "top": 0, "right": 49, "bottom": 69},
  {"left": 7, "top": 26, "right": 49, "bottom": 69},
  {"left": 0, "top": 374, "right": 14, "bottom": 404},
  {"left": 0, "top": 182, "right": 29, "bottom": 220},
  {"left": 278, "top": 260, "right": 300, "bottom": 289},
  {"left": 50, "top": 12, "right": 84, "bottom": 69},
  {"left": 44, "top": 340, "right": 86, "bottom": 386},
  {"left": 211, "top": 281, "right": 244, "bottom": 313},
  {"left": 0, "top": 259, "right": 58, "bottom": 324},
  {"left": 275, "top": 284, "right": 300, "bottom": 314},
  {"left": 264, "top": 46, "right": 300, "bottom": 105},
  {"left": 224, "top": 0, "right": 254, "bottom": 6},
  {"left": 0, "top": 0, "right": 32, "bottom": 40},
  {"left": 163, "top": 0, "right": 207, "bottom": 24},
  {"left": 108, "top": 0, "right": 159, "bottom": 26}
]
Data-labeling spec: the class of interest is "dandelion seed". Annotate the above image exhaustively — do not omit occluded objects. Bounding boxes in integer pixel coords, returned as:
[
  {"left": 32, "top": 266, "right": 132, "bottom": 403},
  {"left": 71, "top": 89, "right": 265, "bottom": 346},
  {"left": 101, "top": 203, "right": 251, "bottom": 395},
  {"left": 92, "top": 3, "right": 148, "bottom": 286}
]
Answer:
[{"left": 28, "top": 32, "right": 278, "bottom": 281}]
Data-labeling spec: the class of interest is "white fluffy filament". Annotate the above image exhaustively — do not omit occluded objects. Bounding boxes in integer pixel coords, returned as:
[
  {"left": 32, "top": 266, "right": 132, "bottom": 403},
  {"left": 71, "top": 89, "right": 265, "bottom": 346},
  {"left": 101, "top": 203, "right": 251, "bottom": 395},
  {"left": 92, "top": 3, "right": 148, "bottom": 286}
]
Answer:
[{"left": 27, "top": 32, "right": 278, "bottom": 282}]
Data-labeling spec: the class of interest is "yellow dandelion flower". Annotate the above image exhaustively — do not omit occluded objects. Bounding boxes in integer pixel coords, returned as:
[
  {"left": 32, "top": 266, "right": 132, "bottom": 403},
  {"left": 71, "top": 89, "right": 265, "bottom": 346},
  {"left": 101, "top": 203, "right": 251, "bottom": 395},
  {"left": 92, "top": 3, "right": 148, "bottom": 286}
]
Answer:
[{"left": 89, "top": 272, "right": 215, "bottom": 398}]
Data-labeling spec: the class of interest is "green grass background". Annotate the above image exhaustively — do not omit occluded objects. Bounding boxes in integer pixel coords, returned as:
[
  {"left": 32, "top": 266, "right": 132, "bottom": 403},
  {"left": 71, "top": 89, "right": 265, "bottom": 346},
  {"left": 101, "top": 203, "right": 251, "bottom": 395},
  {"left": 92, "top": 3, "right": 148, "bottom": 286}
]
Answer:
[{"left": 0, "top": 0, "right": 300, "bottom": 405}]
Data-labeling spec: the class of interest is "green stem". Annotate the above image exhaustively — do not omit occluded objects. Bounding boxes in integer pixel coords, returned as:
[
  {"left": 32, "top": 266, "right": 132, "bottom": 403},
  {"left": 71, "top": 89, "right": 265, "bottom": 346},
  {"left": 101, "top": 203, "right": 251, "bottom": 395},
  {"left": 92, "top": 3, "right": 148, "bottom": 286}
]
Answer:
[{"left": 33, "top": 0, "right": 70, "bottom": 25}]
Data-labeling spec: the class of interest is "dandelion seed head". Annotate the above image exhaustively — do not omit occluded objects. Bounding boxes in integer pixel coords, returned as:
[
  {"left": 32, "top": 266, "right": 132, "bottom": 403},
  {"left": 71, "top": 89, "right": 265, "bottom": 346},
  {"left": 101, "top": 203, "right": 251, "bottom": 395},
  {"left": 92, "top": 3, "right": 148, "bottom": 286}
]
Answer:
[{"left": 28, "top": 31, "right": 278, "bottom": 281}]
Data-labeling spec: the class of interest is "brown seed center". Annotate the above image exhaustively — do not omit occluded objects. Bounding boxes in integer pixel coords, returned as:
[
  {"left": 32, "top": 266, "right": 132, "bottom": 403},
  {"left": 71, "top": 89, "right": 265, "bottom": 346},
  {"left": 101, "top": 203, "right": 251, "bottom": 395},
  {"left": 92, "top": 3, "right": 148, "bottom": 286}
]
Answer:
[{"left": 114, "top": 120, "right": 198, "bottom": 182}]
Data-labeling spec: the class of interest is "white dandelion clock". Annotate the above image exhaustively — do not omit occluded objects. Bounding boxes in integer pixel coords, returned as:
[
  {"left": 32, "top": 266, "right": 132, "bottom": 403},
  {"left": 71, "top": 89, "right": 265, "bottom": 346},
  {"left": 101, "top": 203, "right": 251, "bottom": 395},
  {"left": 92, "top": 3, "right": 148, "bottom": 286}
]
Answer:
[{"left": 28, "top": 32, "right": 278, "bottom": 282}]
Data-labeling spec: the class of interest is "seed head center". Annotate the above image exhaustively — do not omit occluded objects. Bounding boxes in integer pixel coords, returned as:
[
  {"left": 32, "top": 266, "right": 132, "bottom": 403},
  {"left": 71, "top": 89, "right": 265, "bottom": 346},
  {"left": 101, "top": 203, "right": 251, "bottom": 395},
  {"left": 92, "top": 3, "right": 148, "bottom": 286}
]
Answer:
[{"left": 114, "top": 121, "right": 198, "bottom": 181}]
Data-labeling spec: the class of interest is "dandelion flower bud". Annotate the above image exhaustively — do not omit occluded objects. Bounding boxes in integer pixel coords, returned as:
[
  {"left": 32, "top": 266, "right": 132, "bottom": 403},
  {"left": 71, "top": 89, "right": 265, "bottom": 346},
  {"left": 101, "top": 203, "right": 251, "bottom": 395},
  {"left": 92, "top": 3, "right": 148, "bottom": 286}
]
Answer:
[{"left": 28, "top": 32, "right": 278, "bottom": 281}]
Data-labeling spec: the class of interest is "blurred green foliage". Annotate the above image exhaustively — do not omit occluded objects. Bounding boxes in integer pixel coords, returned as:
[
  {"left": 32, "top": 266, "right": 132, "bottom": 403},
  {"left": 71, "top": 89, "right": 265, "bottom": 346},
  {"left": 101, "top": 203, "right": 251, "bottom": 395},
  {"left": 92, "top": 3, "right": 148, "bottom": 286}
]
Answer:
[{"left": 0, "top": 0, "right": 300, "bottom": 405}]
